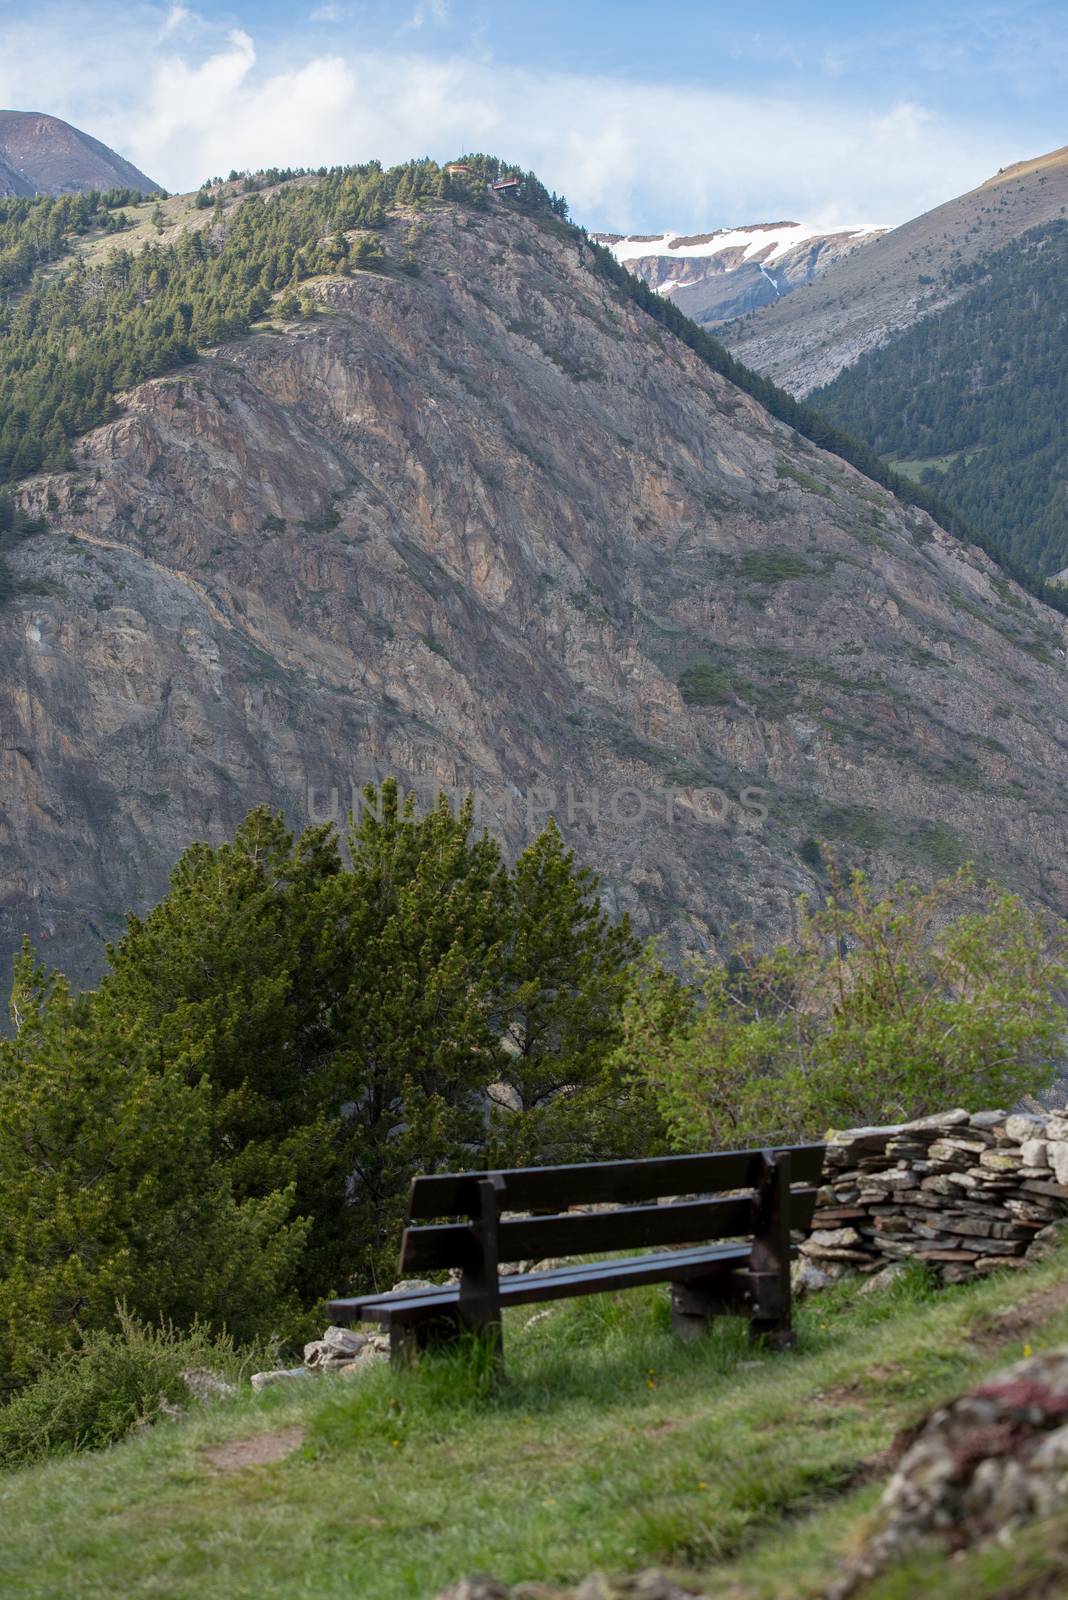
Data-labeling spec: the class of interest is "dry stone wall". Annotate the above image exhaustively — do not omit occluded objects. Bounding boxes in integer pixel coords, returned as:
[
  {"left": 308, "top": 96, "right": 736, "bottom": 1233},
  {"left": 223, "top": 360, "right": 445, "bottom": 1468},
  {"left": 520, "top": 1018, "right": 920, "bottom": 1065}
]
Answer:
[{"left": 802, "top": 1108, "right": 1068, "bottom": 1284}]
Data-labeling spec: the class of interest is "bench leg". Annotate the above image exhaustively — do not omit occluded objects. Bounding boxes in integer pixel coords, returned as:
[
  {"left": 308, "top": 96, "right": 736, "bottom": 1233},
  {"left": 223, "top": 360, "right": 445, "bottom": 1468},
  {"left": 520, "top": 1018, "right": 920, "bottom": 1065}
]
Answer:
[
  {"left": 749, "top": 1151, "right": 795, "bottom": 1349},
  {"left": 670, "top": 1282, "right": 715, "bottom": 1341},
  {"left": 749, "top": 1317, "right": 795, "bottom": 1351},
  {"left": 389, "top": 1311, "right": 465, "bottom": 1366},
  {"left": 669, "top": 1271, "right": 739, "bottom": 1341}
]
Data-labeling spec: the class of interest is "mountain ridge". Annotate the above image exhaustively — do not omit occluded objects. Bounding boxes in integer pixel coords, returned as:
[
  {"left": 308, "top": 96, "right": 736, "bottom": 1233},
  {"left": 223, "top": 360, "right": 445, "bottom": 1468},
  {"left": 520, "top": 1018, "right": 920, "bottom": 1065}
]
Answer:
[
  {"left": 0, "top": 110, "right": 161, "bottom": 197},
  {"left": 592, "top": 220, "right": 885, "bottom": 325},
  {"left": 722, "top": 143, "right": 1068, "bottom": 394}
]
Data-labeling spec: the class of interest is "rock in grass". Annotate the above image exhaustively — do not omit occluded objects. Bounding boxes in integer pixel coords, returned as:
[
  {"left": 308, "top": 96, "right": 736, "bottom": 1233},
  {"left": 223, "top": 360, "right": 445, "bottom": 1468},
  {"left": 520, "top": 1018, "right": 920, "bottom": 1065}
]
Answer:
[
  {"left": 304, "top": 1326, "right": 368, "bottom": 1368},
  {"left": 858, "top": 1264, "right": 907, "bottom": 1295},
  {"left": 1026, "top": 1223, "right": 1066, "bottom": 1262},
  {"left": 828, "top": 1347, "right": 1068, "bottom": 1598},
  {"left": 792, "top": 1259, "right": 834, "bottom": 1296},
  {"left": 250, "top": 1368, "right": 314, "bottom": 1392}
]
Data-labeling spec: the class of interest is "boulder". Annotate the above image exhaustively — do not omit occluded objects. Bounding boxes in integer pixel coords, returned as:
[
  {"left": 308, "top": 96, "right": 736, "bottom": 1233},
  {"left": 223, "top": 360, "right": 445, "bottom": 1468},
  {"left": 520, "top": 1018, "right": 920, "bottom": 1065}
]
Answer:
[
  {"left": 829, "top": 1348, "right": 1068, "bottom": 1598},
  {"left": 250, "top": 1367, "right": 314, "bottom": 1392}
]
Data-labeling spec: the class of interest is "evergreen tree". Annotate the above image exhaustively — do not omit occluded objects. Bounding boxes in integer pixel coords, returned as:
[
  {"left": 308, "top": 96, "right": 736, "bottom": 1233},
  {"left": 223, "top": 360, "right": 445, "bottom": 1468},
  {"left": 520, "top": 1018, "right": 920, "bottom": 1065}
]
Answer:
[
  {"left": 0, "top": 946, "right": 307, "bottom": 1378},
  {"left": 131, "top": 792, "right": 655, "bottom": 1288},
  {"left": 487, "top": 819, "right": 655, "bottom": 1165},
  {"left": 326, "top": 782, "right": 510, "bottom": 1284},
  {"left": 96, "top": 810, "right": 345, "bottom": 1294}
]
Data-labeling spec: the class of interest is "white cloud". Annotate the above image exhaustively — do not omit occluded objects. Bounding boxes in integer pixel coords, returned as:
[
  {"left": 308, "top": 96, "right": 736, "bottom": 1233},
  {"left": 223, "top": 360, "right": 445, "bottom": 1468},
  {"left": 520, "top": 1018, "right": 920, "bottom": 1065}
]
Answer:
[
  {"left": 0, "top": 9, "right": 1040, "bottom": 229},
  {"left": 309, "top": 4, "right": 343, "bottom": 22},
  {"left": 159, "top": 5, "right": 193, "bottom": 39}
]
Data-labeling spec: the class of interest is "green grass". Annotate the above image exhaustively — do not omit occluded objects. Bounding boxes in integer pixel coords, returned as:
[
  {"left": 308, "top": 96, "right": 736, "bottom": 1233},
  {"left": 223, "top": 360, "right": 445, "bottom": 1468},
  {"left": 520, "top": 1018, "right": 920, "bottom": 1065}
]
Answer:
[
  {"left": 891, "top": 450, "right": 984, "bottom": 483},
  {"left": 5, "top": 1249, "right": 1068, "bottom": 1598},
  {"left": 732, "top": 549, "right": 827, "bottom": 585}
]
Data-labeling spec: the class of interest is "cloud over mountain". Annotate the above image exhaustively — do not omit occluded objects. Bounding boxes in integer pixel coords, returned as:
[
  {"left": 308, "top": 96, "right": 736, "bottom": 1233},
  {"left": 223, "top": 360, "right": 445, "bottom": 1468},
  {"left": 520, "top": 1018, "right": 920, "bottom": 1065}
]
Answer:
[{"left": 0, "top": 5, "right": 1028, "bottom": 228}]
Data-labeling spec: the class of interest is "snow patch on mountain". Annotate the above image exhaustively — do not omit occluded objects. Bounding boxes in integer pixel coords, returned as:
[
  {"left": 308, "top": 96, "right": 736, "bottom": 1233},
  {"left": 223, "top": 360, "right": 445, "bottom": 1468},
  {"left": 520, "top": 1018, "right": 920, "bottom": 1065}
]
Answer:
[
  {"left": 592, "top": 221, "right": 888, "bottom": 326},
  {"left": 600, "top": 221, "right": 883, "bottom": 266}
]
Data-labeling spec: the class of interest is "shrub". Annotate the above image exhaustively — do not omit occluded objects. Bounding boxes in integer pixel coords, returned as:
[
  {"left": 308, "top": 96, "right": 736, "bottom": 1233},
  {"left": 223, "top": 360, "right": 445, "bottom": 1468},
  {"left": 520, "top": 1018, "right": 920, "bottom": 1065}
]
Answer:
[
  {"left": 678, "top": 662, "right": 734, "bottom": 706},
  {"left": 0, "top": 1309, "right": 271, "bottom": 1468},
  {"left": 616, "top": 867, "right": 1068, "bottom": 1150}
]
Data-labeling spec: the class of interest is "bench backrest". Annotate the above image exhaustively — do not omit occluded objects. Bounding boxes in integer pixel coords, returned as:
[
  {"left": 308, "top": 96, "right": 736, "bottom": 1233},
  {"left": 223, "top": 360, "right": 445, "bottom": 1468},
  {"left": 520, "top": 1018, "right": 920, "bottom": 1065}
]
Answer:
[{"left": 399, "top": 1145, "right": 824, "bottom": 1275}]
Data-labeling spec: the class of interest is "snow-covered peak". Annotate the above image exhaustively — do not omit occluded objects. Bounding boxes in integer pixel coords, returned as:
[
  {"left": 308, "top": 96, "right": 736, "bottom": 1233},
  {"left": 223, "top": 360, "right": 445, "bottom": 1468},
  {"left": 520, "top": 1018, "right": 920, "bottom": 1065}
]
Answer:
[
  {"left": 597, "top": 221, "right": 887, "bottom": 268},
  {"left": 591, "top": 220, "right": 889, "bottom": 326}
]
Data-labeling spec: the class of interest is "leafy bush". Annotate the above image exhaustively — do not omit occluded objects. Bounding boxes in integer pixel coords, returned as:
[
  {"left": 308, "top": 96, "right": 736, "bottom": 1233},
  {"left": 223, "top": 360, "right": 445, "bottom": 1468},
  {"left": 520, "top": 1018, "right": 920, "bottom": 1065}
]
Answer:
[
  {"left": 0, "top": 1309, "right": 269, "bottom": 1468},
  {"left": 616, "top": 867, "right": 1068, "bottom": 1150}
]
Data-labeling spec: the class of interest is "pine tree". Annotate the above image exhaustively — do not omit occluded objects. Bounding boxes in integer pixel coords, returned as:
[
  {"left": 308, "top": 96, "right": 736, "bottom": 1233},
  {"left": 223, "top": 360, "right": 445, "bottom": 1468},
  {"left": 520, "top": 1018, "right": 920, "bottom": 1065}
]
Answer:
[
  {"left": 96, "top": 810, "right": 345, "bottom": 1294},
  {"left": 0, "top": 945, "right": 307, "bottom": 1378},
  {"left": 486, "top": 819, "right": 658, "bottom": 1165},
  {"left": 326, "top": 782, "right": 510, "bottom": 1284}
]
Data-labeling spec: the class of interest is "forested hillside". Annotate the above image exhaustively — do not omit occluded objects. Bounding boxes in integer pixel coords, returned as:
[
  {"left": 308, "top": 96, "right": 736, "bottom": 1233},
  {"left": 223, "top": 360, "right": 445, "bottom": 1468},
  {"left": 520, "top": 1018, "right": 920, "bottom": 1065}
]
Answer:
[
  {"left": 810, "top": 221, "right": 1068, "bottom": 576},
  {"left": 0, "top": 156, "right": 565, "bottom": 481},
  {"left": 4, "top": 151, "right": 1066, "bottom": 612}
]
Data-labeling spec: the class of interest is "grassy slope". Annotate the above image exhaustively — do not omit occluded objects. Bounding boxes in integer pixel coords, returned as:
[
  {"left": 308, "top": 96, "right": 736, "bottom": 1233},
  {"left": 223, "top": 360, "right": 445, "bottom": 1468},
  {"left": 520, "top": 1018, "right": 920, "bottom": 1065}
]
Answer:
[{"left": 4, "top": 1248, "right": 1068, "bottom": 1599}]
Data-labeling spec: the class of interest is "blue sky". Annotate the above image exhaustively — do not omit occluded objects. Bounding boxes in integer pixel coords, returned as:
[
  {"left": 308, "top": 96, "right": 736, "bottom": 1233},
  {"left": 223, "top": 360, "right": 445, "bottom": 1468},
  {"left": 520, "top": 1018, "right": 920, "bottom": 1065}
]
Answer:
[{"left": 0, "top": 1, "right": 1064, "bottom": 230}]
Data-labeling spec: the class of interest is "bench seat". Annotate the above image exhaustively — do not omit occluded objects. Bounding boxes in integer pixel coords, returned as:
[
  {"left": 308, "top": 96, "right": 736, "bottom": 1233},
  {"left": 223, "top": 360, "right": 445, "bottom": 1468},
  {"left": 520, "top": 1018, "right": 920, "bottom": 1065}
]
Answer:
[{"left": 330, "top": 1240, "right": 760, "bottom": 1328}]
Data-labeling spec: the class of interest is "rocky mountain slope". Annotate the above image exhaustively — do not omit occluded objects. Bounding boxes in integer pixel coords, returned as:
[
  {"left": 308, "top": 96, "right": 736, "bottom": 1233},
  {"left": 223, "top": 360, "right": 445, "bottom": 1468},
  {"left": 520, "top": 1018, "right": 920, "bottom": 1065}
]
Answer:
[
  {"left": 5, "top": 185, "right": 1068, "bottom": 985},
  {"left": 723, "top": 144, "right": 1068, "bottom": 394},
  {"left": 593, "top": 222, "right": 885, "bottom": 325},
  {"left": 0, "top": 111, "right": 161, "bottom": 197}
]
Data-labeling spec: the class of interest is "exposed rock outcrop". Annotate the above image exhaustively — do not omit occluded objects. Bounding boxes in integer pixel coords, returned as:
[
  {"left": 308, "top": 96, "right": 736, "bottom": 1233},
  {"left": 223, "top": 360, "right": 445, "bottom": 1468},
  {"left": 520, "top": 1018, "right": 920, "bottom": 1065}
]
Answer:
[
  {"left": 594, "top": 223, "right": 885, "bottom": 326},
  {"left": 5, "top": 197, "right": 1068, "bottom": 983},
  {"left": 830, "top": 1347, "right": 1068, "bottom": 1597}
]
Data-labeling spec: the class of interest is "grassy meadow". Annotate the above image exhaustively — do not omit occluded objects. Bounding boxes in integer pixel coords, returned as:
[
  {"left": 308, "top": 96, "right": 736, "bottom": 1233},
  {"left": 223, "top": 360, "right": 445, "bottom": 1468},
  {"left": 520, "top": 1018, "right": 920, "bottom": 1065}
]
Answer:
[{"left": 4, "top": 1245, "right": 1068, "bottom": 1599}]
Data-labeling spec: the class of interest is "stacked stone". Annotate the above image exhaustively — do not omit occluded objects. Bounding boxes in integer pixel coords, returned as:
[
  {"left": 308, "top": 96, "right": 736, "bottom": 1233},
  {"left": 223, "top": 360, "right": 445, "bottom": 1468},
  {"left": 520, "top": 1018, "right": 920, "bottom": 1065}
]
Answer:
[{"left": 801, "top": 1108, "right": 1068, "bottom": 1284}]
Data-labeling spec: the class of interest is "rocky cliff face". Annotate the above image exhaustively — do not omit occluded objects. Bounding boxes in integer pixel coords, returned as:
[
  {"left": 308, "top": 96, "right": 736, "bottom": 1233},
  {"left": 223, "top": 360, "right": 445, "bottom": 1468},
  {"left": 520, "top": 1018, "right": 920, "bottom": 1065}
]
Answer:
[
  {"left": 0, "top": 111, "right": 161, "bottom": 197},
  {"left": 4, "top": 196, "right": 1068, "bottom": 985},
  {"left": 723, "top": 145, "right": 1068, "bottom": 394},
  {"left": 592, "top": 223, "right": 885, "bottom": 326}
]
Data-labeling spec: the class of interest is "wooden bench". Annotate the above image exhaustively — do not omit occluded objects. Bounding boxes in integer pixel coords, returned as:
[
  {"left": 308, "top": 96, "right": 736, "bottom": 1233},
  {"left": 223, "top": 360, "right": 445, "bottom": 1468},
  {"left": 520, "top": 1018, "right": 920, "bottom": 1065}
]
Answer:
[{"left": 328, "top": 1144, "right": 825, "bottom": 1366}]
